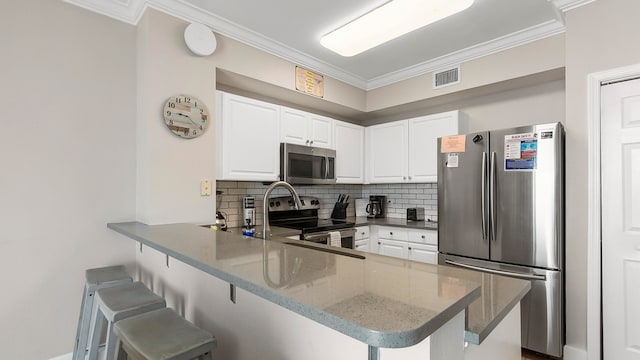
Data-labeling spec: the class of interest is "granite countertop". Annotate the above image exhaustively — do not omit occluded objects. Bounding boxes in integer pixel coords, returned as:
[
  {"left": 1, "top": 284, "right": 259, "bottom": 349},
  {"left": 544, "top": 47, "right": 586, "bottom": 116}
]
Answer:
[
  {"left": 222, "top": 225, "right": 301, "bottom": 238},
  {"left": 108, "top": 222, "right": 529, "bottom": 347},
  {"left": 352, "top": 217, "right": 439, "bottom": 230},
  {"left": 108, "top": 222, "right": 480, "bottom": 348}
]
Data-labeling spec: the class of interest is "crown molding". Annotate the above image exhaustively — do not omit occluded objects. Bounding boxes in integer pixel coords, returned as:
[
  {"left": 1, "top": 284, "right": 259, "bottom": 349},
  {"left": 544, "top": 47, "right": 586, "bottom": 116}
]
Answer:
[
  {"left": 145, "top": 0, "right": 370, "bottom": 88},
  {"left": 63, "top": 0, "right": 146, "bottom": 25},
  {"left": 366, "top": 19, "right": 565, "bottom": 90},
  {"left": 549, "top": 0, "right": 596, "bottom": 12},
  {"left": 63, "top": 0, "right": 592, "bottom": 90}
]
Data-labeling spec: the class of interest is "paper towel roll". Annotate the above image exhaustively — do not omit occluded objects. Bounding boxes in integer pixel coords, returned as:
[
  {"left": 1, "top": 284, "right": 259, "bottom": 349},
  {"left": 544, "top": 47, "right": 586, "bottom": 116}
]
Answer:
[
  {"left": 355, "top": 199, "right": 367, "bottom": 217},
  {"left": 328, "top": 231, "right": 341, "bottom": 247}
]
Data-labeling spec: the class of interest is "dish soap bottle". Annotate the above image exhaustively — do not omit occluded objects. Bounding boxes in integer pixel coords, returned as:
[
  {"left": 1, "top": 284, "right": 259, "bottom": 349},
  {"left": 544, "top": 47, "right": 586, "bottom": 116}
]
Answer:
[{"left": 242, "top": 219, "right": 255, "bottom": 237}]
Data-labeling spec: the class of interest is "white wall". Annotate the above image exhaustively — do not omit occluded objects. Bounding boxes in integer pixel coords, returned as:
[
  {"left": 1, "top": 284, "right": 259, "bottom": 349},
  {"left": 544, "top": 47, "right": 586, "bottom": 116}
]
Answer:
[
  {"left": 135, "top": 10, "right": 217, "bottom": 224},
  {"left": 0, "top": 0, "right": 137, "bottom": 358},
  {"left": 366, "top": 35, "right": 565, "bottom": 112},
  {"left": 563, "top": 0, "right": 640, "bottom": 356}
]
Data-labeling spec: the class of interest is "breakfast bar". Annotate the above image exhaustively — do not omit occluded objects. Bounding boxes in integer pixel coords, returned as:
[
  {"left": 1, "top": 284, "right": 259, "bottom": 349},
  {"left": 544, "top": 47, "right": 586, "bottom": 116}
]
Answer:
[{"left": 108, "top": 221, "right": 530, "bottom": 360}]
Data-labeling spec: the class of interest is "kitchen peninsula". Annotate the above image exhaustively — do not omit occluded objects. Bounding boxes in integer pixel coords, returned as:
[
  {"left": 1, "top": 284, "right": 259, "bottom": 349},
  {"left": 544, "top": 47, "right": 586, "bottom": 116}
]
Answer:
[{"left": 108, "top": 222, "right": 530, "bottom": 360}]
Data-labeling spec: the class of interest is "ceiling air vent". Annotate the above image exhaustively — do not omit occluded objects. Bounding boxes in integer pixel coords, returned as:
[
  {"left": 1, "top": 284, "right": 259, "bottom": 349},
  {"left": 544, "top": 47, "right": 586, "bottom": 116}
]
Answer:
[{"left": 433, "top": 66, "right": 460, "bottom": 89}]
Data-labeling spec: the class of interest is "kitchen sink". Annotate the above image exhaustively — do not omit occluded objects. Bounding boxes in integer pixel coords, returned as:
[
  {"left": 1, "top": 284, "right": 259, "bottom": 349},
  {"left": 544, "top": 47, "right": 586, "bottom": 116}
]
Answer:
[{"left": 284, "top": 242, "right": 366, "bottom": 260}]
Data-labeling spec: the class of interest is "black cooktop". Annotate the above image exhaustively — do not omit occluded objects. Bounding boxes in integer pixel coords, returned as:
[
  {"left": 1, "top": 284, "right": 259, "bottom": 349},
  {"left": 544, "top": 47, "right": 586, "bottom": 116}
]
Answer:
[{"left": 271, "top": 218, "right": 354, "bottom": 233}]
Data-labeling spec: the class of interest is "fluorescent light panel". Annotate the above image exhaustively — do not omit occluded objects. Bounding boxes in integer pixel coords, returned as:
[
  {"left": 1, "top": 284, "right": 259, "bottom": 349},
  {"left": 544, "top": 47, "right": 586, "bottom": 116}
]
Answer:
[{"left": 321, "top": 0, "right": 475, "bottom": 57}]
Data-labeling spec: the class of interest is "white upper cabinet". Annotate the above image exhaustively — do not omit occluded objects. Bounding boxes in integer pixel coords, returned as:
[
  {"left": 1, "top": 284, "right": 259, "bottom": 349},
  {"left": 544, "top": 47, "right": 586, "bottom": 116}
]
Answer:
[
  {"left": 334, "top": 120, "right": 364, "bottom": 183},
  {"left": 280, "top": 107, "right": 333, "bottom": 149},
  {"left": 408, "top": 110, "right": 466, "bottom": 182},
  {"left": 216, "top": 92, "right": 281, "bottom": 182},
  {"left": 366, "top": 110, "right": 466, "bottom": 183},
  {"left": 366, "top": 121, "right": 409, "bottom": 183}
]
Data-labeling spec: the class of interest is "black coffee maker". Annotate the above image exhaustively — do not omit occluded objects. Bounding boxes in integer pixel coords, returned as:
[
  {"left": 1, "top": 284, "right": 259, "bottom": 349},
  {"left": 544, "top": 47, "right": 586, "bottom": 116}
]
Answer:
[{"left": 366, "top": 195, "right": 386, "bottom": 218}]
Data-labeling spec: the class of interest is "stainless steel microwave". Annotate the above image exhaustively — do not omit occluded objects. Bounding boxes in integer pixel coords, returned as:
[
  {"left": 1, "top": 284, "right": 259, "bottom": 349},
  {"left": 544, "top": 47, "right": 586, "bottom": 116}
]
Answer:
[{"left": 280, "top": 143, "right": 336, "bottom": 185}]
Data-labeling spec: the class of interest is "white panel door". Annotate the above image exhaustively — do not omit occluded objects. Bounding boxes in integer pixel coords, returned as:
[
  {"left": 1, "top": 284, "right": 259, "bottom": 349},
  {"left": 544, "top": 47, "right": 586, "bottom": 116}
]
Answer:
[
  {"left": 366, "top": 121, "right": 408, "bottom": 183},
  {"left": 309, "top": 114, "right": 333, "bottom": 149},
  {"left": 334, "top": 121, "right": 364, "bottom": 183},
  {"left": 280, "top": 107, "right": 309, "bottom": 146},
  {"left": 378, "top": 238, "right": 408, "bottom": 259},
  {"left": 219, "top": 92, "right": 280, "bottom": 181},
  {"left": 602, "top": 78, "right": 640, "bottom": 360},
  {"left": 407, "top": 243, "right": 438, "bottom": 264},
  {"left": 408, "top": 111, "right": 461, "bottom": 183}
]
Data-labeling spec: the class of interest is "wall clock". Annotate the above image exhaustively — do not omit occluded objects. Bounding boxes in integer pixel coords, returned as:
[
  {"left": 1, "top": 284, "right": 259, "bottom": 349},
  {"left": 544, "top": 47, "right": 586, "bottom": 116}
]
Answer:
[{"left": 163, "top": 94, "right": 209, "bottom": 139}]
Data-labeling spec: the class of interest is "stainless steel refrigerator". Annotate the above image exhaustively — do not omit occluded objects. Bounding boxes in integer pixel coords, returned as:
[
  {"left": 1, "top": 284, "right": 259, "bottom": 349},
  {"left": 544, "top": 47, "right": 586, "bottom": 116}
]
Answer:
[{"left": 437, "top": 122, "right": 564, "bottom": 357}]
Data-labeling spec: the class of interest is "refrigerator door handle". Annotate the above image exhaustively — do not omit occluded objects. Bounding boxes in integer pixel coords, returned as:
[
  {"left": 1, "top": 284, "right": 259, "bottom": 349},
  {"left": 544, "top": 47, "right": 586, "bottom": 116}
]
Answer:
[
  {"left": 481, "top": 152, "right": 487, "bottom": 240},
  {"left": 490, "top": 151, "right": 497, "bottom": 241},
  {"left": 444, "top": 260, "right": 547, "bottom": 281}
]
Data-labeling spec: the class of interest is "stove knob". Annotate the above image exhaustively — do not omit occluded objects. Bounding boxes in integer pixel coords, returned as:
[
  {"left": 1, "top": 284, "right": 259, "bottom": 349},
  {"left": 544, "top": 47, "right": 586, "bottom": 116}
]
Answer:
[
  {"left": 276, "top": 201, "right": 281, "bottom": 207},
  {"left": 301, "top": 199, "right": 305, "bottom": 206},
  {"left": 270, "top": 202, "right": 275, "bottom": 207}
]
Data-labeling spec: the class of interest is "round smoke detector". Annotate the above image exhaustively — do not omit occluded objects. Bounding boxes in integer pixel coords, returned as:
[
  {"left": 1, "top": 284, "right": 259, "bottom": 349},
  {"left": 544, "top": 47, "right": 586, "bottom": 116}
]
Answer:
[{"left": 184, "top": 22, "right": 217, "bottom": 56}]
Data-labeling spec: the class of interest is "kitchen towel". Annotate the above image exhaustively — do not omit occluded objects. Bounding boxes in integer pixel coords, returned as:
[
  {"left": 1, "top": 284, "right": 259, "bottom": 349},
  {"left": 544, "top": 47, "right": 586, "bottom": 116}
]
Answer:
[{"left": 328, "top": 231, "right": 341, "bottom": 247}]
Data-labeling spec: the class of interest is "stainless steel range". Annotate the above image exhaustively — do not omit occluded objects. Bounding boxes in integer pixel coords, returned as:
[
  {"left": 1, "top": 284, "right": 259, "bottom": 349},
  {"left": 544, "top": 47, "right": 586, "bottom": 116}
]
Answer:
[{"left": 268, "top": 196, "right": 356, "bottom": 248}]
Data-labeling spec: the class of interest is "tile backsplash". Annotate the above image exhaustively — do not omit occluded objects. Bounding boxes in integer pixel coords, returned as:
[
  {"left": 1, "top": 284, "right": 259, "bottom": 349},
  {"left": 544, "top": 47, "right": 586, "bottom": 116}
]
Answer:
[
  {"left": 216, "top": 181, "right": 438, "bottom": 228},
  {"left": 361, "top": 183, "right": 438, "bottom": 220}
]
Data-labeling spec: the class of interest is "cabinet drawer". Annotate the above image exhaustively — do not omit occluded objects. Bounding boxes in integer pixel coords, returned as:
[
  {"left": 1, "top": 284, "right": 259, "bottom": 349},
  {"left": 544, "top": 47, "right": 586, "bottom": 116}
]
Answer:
[
  {"left": 355, "top": 239, "right": 369, "bottom": 252},
  {"left": 408, "top": 230, "right": 437, "bottom": 245},
  {"left": 355, "top": 226, "right": 369, "bottom": 240},
  {"left": 407, "top": 243, "right": 438, "bottom": 264},
  {"left": 377, "top": 227, "right": 408, "bottom": 241}
]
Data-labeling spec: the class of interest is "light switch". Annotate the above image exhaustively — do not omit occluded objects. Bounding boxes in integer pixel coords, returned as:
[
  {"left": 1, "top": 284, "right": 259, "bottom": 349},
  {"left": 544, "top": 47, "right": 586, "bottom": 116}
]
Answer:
[{"left": 200, "top": 179, "right": 212, "bottom": 196}]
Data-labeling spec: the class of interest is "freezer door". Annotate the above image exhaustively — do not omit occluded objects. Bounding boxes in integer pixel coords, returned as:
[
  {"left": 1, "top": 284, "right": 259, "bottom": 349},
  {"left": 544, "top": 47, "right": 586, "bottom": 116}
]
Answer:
[
  {"left": 438, "top": 131, "right": 489, "bottom": 259},
  {"left": 488, "top": 123, "right": 564, "bottom": 269},
  {"left": 439, "top": 254, "right": 564, "bottom": 358}
]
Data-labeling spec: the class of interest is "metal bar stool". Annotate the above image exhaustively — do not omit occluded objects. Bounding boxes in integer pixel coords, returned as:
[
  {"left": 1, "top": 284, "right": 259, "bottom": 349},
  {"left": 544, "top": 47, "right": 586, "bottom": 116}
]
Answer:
[
  {"left": 73, "top": 265, "right": 133, "bottom": 360},
  {"left": 87, "top": 281, "right": 166, "bottom": 360},
  {"left": 113, "top": 307, "right": 216, "bottom": 360}
]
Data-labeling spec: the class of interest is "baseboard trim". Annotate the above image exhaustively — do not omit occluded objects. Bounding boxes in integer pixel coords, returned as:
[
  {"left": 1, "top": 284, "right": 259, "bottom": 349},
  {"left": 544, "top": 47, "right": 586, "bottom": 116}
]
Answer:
[
  {"left": 49, "top": 352, "right": 72, "bottom": 360},
  {"left": 564, "top": 345, "right": 588, "bottom": 360}
]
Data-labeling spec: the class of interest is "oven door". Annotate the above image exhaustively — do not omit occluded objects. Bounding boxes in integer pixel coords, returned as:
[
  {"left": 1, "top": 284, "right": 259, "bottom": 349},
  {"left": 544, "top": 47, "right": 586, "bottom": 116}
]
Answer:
[
  {"left": 302, "top": 228, "right": 356, "bottom": 249},
  {"left": 281, "top": 143, "right": 336, "bottom": 185}
]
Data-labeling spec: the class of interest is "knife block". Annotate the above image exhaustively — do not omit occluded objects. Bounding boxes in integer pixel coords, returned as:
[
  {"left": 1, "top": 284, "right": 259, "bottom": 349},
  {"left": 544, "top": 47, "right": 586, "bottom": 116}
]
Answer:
[{"left": 330, "top": 202, "right": 348, "bottom": 219}]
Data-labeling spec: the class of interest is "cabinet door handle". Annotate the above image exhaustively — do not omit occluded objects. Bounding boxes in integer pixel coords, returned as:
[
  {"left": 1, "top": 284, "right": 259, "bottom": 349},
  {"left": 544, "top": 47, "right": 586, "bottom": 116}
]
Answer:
[
  {"left": 421, "top": 235, "right": 425, "bottom": 239},
  {"left": 403, "top": 176, "right": 406, "bottom": 180},
  {"left": 390, "top": 232, "right": 393, "bottom": 235},
  {"left": 305, "top": 139, "right": 310, "bottom": 144},
  {"left": 361, "top": 232, "right": 365, "bottom": 235},
  {"left": 408, "top": 247, "right": 412, "bottom": 250},
  {"left": 378, "top": 242, "right": 381, "bottom": 245},
  {"left": 310, "top": 140, "right": 314, "bottom": 145},
  {"left": 408, "top": 176, "right": 412, "bottom": 180}
]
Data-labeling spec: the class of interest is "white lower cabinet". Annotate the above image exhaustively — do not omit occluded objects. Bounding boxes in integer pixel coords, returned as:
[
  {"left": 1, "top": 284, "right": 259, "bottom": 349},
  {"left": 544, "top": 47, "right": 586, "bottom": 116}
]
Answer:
[
  {"left": 407, "top": 243, "right": 438, "bottom": 264},
  {"left": 378, "top": 238, "right": 408, "bottom": 258},
  {"left": 354, "top": 226, "right": 370, "bottom": 252},
  {"left": 367, "top": 225, "right": 438, "bottom": 265}
]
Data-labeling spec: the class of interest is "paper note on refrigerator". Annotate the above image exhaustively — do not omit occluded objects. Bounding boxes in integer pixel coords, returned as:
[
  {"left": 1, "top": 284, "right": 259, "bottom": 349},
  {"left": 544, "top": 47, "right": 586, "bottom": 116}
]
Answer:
[
  {"left": 440, "top": 135, "right": 466, "bottom": 153},
  {"left": 446, "top": 153, "right": 459, "bottom": 168}
]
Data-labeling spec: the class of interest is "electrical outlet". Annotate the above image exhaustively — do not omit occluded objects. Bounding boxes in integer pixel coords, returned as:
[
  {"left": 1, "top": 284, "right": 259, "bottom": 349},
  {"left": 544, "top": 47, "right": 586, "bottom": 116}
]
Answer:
[{"left": 200, "top": 179, "right": 212, "bottom": 196}]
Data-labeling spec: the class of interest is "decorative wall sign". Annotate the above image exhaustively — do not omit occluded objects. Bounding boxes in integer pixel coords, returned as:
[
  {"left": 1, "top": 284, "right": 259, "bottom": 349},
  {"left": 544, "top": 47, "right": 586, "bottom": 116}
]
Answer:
[
  {"left": 295, "top": 66, "right": 324, "bottom": 98},
  {"left": 163, "top": 94, "right": 209, "bottom": 139}
]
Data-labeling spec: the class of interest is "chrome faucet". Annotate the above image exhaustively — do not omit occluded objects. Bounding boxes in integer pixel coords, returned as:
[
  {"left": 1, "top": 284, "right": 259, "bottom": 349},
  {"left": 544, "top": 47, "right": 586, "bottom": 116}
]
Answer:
[{"left": 262, "top": 181, "right": 302, "bottom": 240}]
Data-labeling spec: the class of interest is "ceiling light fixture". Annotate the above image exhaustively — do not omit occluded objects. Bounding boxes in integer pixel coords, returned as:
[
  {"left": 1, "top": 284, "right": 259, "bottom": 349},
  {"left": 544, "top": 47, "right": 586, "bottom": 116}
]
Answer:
[{"left": 320, "top": 0, "right": 475, "bottom": 57}]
